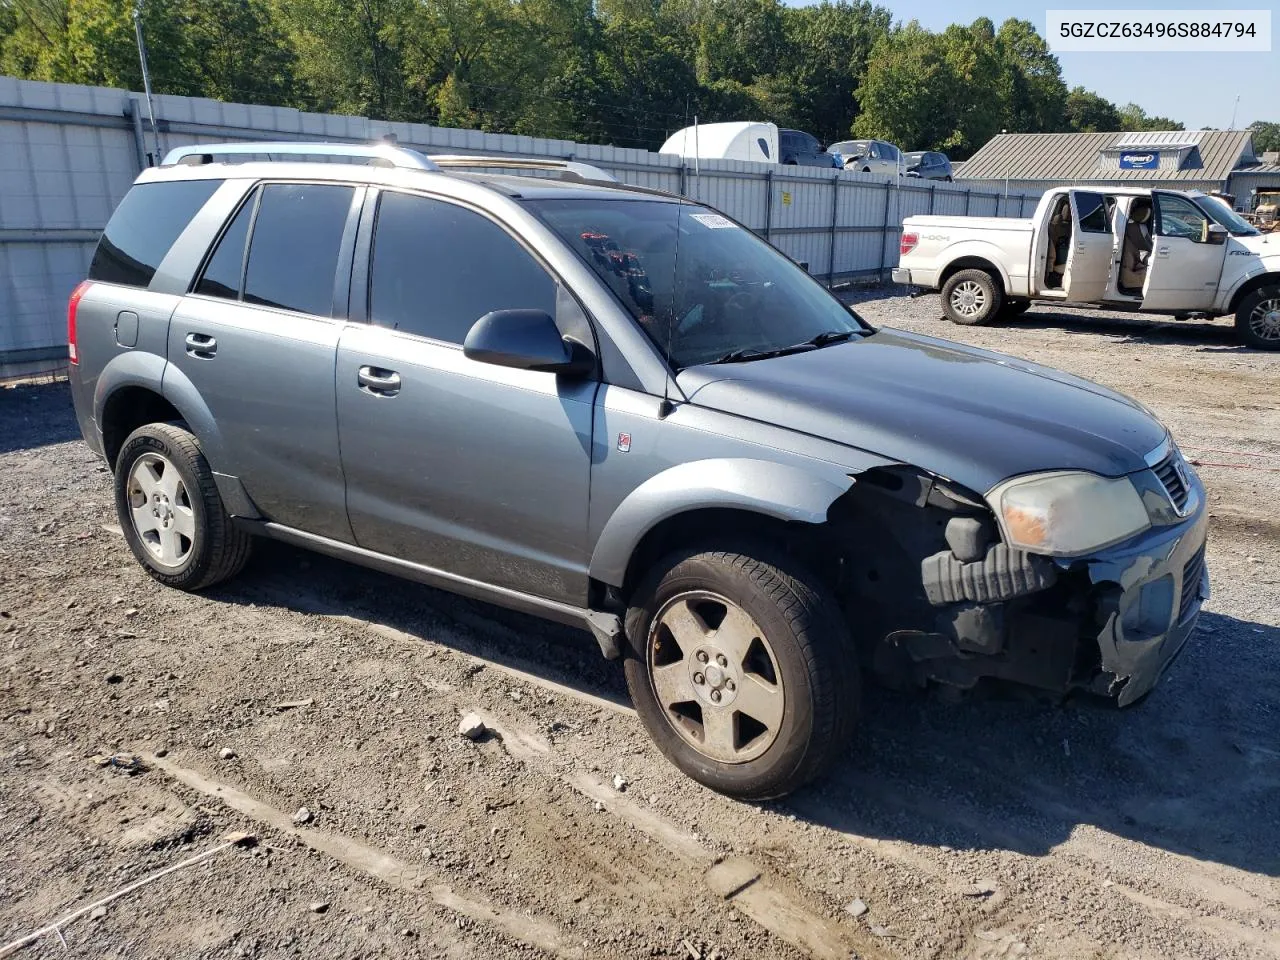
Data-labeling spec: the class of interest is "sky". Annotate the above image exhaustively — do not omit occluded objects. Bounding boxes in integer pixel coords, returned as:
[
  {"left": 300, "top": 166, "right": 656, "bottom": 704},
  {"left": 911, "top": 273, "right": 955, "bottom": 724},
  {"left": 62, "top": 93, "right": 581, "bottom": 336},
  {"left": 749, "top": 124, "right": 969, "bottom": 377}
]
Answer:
[{"left": 786, "top": 0, "right": 1278, "bottom": 131}]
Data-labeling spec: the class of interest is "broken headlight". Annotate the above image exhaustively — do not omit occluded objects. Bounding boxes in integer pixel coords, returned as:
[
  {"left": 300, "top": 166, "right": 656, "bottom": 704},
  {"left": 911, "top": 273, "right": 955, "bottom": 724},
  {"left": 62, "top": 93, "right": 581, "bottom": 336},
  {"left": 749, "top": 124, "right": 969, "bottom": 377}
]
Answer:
[{"left": 986, "top": 471, "right": 1150, "bottom": 557}]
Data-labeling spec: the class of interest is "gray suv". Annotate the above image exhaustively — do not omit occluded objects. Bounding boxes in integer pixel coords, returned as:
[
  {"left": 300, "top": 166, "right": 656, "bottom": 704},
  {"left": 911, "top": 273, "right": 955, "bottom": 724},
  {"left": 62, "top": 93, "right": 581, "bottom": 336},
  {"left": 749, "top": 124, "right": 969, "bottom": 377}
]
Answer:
[{"left": 68, "top": 142, "right": 1209, "bottom": 799}]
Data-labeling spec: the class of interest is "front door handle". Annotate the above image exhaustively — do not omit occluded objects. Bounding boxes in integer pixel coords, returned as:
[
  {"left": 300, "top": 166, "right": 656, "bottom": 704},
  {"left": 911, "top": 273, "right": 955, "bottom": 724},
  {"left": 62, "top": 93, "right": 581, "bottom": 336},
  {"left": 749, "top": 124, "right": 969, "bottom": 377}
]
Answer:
[
  {"left": 357, "top": 365, "right": 401, "bottom": 397},
  {"left": 185, "top": 332, "right": 217, "bottom": 358}
]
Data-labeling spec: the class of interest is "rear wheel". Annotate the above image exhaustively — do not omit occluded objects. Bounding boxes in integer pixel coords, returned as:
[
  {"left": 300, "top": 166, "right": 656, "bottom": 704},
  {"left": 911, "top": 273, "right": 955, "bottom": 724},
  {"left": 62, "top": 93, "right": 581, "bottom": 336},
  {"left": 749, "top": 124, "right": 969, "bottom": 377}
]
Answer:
[
  {"left": 114, "top": 422, "right": 252, "bottom": 590},
  {"left": 941, "top": 268, "right": 1002, "bottom": 325},
  {"left": 1235, "top": 286, "right": 1280, "bottom": 350},
  {"left": 624, "top": 544, "right": 859, "bottom": 800}
]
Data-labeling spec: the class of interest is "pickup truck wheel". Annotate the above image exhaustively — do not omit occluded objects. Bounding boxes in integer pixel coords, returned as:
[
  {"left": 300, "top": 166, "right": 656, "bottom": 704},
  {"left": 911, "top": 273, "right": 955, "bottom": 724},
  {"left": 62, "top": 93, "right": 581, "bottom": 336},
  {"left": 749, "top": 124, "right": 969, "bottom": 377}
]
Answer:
[
  {"left": 942, "top": 269, "right": 1002, "bottom": 325},
  {"left": 1235, "top": 287, "right": 1280, "bottom": 350},
  {"left": 623, "top": 545, "right": 859, "bottom": 800},
  {"left": 114, "top": 422, "right": 253, "bottom": 590}
]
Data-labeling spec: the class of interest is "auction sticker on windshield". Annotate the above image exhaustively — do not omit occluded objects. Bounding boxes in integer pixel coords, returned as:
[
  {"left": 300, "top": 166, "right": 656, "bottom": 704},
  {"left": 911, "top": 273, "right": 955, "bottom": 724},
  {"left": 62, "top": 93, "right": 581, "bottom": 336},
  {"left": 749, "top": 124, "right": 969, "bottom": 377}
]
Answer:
[{"left": 690, "top": 213, "right": 737, "bottom": 229}]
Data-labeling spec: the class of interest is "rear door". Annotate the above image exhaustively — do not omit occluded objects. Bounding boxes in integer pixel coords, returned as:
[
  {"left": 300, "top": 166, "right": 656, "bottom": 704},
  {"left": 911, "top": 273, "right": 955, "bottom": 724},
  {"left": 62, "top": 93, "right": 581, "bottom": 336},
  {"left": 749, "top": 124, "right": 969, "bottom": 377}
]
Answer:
[
  {"left": 1142, "top": 191, "right": 1228, "bottom": 311},
  {"left": 336, "top": 189, "right": 598, "bottom": 605},
  {"left": 166, "top": 181, "right": 362, "bottom": 541},
  {"left": 1062, "top": 190, "right": 1114, "bottom": 302}
]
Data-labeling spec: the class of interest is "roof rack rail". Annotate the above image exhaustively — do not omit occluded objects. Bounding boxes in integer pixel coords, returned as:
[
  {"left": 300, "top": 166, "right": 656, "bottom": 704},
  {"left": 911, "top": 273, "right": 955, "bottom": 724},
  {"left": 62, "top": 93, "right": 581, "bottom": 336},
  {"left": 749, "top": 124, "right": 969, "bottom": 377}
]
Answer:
[
  {"left": 427, "top": 154, "right": 618, "bottom": 184},
  {"left": 161, "top": 142, "right": 440, "bottom": 171}
]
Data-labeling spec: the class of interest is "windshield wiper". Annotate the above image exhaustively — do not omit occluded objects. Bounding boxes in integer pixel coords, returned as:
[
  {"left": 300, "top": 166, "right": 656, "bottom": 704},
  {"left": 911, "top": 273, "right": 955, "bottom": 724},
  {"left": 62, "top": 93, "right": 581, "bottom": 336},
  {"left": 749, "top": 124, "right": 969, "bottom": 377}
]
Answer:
[
  {"left": 710, "top": 346, "right": 801, "bottom": 364},
  {"left": 804, "top": 329, "right": 863, "bottom": 348}
]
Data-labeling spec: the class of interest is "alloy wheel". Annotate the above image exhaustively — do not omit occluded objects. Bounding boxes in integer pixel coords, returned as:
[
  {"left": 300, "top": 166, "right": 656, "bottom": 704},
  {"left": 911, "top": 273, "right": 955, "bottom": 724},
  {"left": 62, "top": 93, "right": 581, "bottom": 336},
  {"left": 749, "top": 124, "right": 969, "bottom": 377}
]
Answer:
[
  {"left": 647, "top": 591, "right": 784, "bottom": 763},
  {"left": 950, "top": 280, "right": 987, "bottom": 318},
  {"left": 1249, "top": 297, "right": 1280, "bottom": 342},
  {"left": 126, "top": 452, "right": 195, "bottom": 569}
]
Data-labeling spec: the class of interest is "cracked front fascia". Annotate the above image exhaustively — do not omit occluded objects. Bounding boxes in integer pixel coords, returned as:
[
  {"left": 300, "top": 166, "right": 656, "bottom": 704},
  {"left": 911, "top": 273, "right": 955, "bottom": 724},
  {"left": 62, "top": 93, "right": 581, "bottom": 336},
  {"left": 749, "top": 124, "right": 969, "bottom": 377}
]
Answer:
[{"left": 1069, "top": 518, "right": 1203, "bottom": 704}]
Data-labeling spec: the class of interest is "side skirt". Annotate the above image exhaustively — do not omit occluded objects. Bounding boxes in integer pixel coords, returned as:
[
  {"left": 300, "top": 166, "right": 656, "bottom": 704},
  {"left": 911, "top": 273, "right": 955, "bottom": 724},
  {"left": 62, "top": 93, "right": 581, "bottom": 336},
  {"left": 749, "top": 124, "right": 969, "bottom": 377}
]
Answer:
[{"left": 237, "top": 520, "right": 624, "bottom": 659}]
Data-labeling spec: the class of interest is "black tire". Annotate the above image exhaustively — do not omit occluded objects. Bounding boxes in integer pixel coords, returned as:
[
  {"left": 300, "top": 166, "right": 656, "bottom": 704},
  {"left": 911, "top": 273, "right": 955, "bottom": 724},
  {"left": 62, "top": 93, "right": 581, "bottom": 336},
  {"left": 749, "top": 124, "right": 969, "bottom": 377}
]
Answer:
[
  {"left": 999, "top": 299, "right": 1031, "bottom": 319},
  {"left": 941, "top": 268, "right": 1002, "bottom": 325},
  {"left": 114, "top": 422, "right": 252, "bottom": 590},
  {"left": 1234, "top": 286, "right": 1280, "bottom": 350},
  {"left": 623, "top": 543, "right": 859, "bottom": 800}
]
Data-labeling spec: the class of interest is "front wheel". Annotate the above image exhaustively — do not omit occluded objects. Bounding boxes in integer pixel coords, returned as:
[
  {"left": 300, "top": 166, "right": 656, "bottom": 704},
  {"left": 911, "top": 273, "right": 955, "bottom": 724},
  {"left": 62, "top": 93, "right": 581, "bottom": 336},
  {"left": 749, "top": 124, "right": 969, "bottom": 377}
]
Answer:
[
  {"left": 1235, "top": 286, "right": 1280, "bottom": 350},
  {"left": 623, "top": 545, "right": 859, "bottom": 800},
  {"left": 941, "top": 268, "right": 1003, "bottom": 325}
]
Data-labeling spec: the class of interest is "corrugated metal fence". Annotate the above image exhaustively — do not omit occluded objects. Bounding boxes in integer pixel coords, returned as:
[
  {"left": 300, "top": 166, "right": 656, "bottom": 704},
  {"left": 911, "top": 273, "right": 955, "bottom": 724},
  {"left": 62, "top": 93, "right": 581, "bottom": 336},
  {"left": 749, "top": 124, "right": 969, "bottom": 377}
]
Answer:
[{"left": 0, "top": 76, "right": 1043, "bottom": 379}]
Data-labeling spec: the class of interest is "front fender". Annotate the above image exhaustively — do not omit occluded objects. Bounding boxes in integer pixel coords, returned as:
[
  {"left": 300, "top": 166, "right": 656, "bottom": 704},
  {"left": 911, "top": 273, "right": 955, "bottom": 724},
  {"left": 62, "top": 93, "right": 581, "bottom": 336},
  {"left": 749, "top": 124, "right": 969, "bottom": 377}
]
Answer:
[{"left": 588, "top": 458, "right": 854, "bottom": 587}]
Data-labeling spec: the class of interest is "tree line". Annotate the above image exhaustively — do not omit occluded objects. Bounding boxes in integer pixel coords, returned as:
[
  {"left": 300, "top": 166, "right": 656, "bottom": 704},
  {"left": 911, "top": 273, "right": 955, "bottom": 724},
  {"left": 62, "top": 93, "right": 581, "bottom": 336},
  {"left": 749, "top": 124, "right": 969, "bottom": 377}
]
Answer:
[{"left": 2, "top": 0, "right": 1254, "bottom": 161}]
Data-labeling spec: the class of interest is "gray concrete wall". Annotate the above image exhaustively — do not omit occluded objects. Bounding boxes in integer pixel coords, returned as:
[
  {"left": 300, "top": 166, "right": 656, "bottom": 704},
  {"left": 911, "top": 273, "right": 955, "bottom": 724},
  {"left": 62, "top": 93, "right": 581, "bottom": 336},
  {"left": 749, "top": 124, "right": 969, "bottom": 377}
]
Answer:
[{"left": 0, "top": 76, "right": 1043, "bottom": 378}]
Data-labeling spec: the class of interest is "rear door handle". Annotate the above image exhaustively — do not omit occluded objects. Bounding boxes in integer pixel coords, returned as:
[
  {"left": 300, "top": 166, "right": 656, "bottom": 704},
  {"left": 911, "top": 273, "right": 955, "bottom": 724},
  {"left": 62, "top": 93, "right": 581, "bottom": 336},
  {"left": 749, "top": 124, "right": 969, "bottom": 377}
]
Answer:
[
  {"left": 357, "top": 365, "right": 401, "bottom": 397},
  {"left": 185, "top": 332, "right": 217, "bottom": 358}
]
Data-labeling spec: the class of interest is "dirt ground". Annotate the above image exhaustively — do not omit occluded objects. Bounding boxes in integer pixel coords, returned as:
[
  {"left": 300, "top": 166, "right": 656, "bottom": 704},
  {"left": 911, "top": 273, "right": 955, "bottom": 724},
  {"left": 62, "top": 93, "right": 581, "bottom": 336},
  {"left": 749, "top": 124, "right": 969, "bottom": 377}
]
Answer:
[{"left": 1, "top": 291, "right": 1277, "bottom": 960}]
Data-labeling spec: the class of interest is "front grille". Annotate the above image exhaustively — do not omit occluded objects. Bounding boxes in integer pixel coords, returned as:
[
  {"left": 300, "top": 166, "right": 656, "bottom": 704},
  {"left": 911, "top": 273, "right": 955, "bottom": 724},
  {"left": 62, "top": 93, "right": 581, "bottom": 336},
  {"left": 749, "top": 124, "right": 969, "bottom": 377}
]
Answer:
[
  {"left": 1179, "top": 546, "right": 1206, "bottom": 623},
  {"left": 1153, "top": 452, "right": 1191, "bottom": 514}
]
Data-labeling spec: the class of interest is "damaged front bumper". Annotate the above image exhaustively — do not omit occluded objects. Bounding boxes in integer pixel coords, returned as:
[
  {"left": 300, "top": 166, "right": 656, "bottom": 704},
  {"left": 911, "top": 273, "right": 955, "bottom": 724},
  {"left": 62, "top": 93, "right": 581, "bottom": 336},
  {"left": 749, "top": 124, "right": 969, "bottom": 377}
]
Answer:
[{"left": 879, "top": 496, "right": 1209, "bottom": 705}]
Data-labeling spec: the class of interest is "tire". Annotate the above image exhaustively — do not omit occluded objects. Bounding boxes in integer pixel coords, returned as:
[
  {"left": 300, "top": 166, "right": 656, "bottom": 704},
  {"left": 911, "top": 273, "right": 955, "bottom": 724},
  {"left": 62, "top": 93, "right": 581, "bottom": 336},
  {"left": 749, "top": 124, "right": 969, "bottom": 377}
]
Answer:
[
  {"left": 1234, "top": 286, "right": 1280, "bottom": 350},
  {"left": 941, "top": 268, "right": 1002, "bottom": 325},
  {"left": 623, "top": 543, "right": 859, "bottom": 800},
  {"left": 114, "top": 422, "right": 253, "bottom": 590}
]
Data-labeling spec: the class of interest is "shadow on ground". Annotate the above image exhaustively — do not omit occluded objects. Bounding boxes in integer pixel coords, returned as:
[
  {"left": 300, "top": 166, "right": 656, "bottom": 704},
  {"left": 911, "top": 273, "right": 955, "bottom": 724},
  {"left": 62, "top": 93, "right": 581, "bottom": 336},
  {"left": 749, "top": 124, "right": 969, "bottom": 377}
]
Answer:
[
  {"left": 221, "top": 540, "right": 1280, "bottom": 880},
  {"left": 0, "top": 382, "right": 81, "bottom": 454}
]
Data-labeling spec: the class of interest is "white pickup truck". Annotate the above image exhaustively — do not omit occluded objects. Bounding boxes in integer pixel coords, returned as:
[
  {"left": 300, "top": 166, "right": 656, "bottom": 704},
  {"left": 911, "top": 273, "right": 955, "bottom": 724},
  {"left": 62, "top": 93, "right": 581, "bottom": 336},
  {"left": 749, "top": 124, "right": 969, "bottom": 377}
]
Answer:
[{"left": 892, "top": 186, "right": 1280, "bottom": 349}]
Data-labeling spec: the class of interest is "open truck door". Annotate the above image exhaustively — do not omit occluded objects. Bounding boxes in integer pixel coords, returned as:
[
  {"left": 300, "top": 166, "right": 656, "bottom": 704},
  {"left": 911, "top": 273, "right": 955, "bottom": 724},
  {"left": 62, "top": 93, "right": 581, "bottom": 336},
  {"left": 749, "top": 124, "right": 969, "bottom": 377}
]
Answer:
[
  {"left": 1062, "top": 190, "right": 1114, "bottom": 302},
  {"left": 1142, "top": 191, "right": 1228, "bottom": 312}
]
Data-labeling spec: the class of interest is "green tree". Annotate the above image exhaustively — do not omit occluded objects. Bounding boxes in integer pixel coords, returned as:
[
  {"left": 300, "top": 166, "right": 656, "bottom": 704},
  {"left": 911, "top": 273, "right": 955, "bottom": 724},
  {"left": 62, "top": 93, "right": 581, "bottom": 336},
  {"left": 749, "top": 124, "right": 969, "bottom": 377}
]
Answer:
[
  {"left": 852, "top": 22, "right": 955, "bottom": 151},
  {"left": 994, "top": 17, "right": 1066, "bottom": 133},
  {"left": 1117, "top": 101, "right": 1183, "bottom": 132},
  {"left": 1064, "top": 86, "right": 1120, "bottom": 132},
  {"left": 1250, "top": 121, "right": 1280, "bottom": 154}
]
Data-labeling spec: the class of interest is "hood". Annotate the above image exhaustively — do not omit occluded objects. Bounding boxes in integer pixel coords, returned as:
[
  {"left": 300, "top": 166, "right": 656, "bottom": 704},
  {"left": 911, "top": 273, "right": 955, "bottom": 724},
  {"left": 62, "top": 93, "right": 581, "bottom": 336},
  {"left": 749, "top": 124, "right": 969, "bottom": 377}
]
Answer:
[
  {"left": 678, "top": 328, "right": 1167, "bottom": 494},
  {"left": 1233, "top": 232, "right": 1280, "bottom": 256}
]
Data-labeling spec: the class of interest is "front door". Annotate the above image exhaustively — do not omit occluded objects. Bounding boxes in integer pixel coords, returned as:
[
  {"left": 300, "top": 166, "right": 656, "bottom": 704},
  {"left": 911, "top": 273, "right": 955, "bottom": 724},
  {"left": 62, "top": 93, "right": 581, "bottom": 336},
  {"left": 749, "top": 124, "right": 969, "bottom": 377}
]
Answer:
[
  {"left": 1062, "top": 190, "right": 1114, "bottom": 302},
  {"left": 336, "top": 189, "right": 598, "bottom": 606},
  {"left": 167, "top": 181, "right": 362, "bottom": 542},
  {"left": 1142, "top": 192, "right": 1228, "bottom": 311}
]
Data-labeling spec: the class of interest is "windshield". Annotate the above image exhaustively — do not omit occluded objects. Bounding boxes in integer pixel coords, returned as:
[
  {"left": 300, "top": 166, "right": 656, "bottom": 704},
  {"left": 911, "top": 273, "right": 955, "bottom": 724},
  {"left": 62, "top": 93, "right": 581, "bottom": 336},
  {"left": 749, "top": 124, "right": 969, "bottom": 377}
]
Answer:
[
  {"left": 1196, "top": 194, "right": 1260, "bottom": 236},
  {"left": 904, "top": 152, "right": 924, "bottom": 169},
  {"left": 828, "top": 140, "right": 867, "bottom": 157},
  {"left": 525, "top": 198, "right": 869, "bottom": 370}
]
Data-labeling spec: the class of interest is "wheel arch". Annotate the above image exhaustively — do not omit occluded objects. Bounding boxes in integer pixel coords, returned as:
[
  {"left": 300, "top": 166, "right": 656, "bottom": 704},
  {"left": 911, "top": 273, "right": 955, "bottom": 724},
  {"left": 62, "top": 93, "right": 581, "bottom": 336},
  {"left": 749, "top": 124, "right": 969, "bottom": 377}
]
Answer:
[
  {"left": 588, "top": 459, "right": 854, "bottom": 592},
  {"left": 95, "top": 355, "right": 226, "bottom": 474},
  {"left": 938, "top": 249, "right": 1010, "bottom": 293},
  {"left": 1226, "top": 270, "right": 1280, "bottom": 315}
]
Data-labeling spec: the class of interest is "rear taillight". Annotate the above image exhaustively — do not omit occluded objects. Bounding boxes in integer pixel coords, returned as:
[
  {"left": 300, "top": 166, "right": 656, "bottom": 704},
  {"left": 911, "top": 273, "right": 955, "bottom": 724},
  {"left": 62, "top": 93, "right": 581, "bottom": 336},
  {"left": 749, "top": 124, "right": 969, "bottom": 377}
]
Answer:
[
  {"left": 900, "top": 232, "right": 919, "bottom": 256},
  {"left": 67, "top": 280, "right": 91, "bottom": 365}
]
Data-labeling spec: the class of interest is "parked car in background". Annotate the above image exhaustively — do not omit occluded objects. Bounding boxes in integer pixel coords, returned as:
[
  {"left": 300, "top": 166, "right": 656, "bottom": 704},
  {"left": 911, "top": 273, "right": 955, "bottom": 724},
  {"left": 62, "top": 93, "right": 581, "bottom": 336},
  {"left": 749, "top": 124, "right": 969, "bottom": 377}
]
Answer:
[
  {"left": 827, "top": 139, "right": 901, "bottom": 176},
  {"left": 904, "top": 151, "right": 953, "bottom": 181},
  {"left": 894, "top": 185, "right": 1280, "bottom": 349},
  {"left": 779, "top": 129, "right": 836, "bottom": 167},
  {"left": 659, "top": 121, "right": 778, "bottom": 164}
]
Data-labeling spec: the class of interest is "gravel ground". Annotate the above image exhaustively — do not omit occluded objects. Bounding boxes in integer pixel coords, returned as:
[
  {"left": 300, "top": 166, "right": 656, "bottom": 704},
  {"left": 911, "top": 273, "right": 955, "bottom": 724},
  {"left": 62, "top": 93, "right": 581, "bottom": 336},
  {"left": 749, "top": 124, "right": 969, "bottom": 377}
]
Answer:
[{"left": 1, "top": 288, "right": 1277, "bottom": 960}]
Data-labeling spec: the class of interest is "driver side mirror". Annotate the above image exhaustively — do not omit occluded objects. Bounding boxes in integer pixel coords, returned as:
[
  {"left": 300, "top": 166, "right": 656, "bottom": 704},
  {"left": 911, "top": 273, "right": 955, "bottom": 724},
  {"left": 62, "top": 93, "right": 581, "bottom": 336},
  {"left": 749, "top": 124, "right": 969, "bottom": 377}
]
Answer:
[
  {"left": 1203, "top": 222, "right": 1228, "bottom": 245},
  {"left": 463, "top": 309, "right": 594, "bottom": 376}
]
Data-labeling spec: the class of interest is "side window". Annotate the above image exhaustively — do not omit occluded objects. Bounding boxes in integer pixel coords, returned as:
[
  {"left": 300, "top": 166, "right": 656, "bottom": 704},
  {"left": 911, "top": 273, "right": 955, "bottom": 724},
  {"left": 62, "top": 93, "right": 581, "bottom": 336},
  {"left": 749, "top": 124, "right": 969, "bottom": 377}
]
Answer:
[
  {"left": 369, "top": 191, "right": 557, "bottom": 344},
  {"left": 194, "top": 189, "right": 257, "bottom": 300},
  {"left": 1074, "top": 192, "right": 1110, "bottom": 233},
  {"left": 89, "top": 179, "right": 222, "bottom": 288},
  {"left": 1155, "top": 194, "right": 1208, "bottom": 240},
  {"left": 868, "top": 143, "right": 880, "bottom": 159},
  {"left": 243, "top": 183, "right": 354, "bottom": 316},
  {"left": 756, "top": 137, "right": 770, "bottom": 160}
]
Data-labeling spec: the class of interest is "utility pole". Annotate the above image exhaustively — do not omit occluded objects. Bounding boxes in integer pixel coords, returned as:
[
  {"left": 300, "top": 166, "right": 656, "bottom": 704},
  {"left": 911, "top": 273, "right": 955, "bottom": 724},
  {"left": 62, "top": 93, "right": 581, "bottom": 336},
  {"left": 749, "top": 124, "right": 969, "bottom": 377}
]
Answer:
[
  {"left": 1228, "top": 94, "right": 1241, "bottom": 131},
  {"left": 133, "top": 1, "right": 161, "bottom": 165}
]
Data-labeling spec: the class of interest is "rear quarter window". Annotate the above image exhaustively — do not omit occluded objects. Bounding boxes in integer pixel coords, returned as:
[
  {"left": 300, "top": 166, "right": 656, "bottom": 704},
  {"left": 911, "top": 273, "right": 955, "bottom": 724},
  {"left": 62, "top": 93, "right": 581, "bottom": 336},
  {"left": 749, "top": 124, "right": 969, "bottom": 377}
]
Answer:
[{"left": 89, "top": 179, "right": 222, "bottom": 288}]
